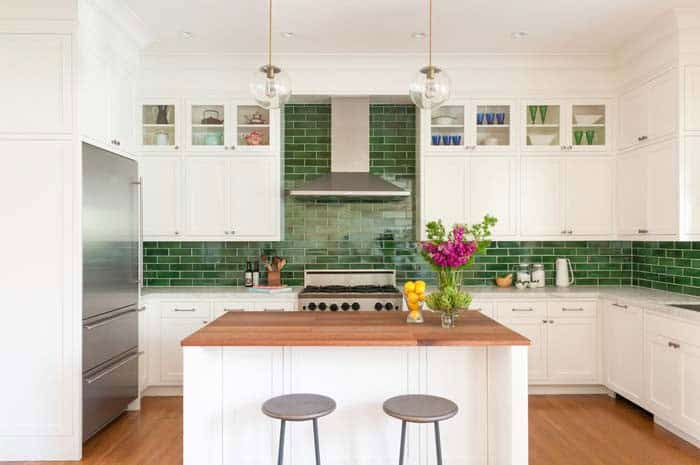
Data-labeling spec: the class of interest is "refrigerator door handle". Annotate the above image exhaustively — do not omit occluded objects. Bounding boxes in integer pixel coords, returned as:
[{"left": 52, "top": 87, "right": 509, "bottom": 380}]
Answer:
[
  {"left": 85, "top": 351, "right": 143, "bottom": 385},
  {"left": 84, "top": 307, "right": 139, "bottom": 330},
  {"left": 132, "top": 177, "right": 144, "bottom": 290}
]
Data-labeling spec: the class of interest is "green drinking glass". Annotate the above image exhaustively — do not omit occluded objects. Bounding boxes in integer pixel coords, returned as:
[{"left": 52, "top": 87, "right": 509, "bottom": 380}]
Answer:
[
  {"left": 538, "top": 105, "right": 548, "bottom": 124},
  {"left": 585, "top": 130, "right": 595, "bottom": 145},
  {"left": 528, "top": 106, "right": 538, "bottom": 124},
  {"left": 574, "top": 131, "right": 584, "bottom": 145}
]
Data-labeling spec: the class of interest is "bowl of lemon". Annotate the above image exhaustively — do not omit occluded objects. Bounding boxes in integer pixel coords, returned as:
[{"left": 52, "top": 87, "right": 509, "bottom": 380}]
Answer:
[{"left": 403, "top": 280, "right": 427, "bottom": 324}]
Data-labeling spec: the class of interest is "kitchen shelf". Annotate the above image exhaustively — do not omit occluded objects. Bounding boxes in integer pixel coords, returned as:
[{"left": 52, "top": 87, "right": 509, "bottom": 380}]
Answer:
[
  {"left": 527, "top": 124, "right": 560, "bottom": 128},
  {"left": 477, "top": 124, "right": 510, "bottom": 128},
  {"left": 238, "top": 124, "right": 270, "bottom": 128},
  {"left": 572, "top": 124, "right": 605, "bottom": 128},
  {"left": 144, "top": 124, "right": 175, "bottom": 128},
  {"left": 192, "top": 124, "right": 224, "bottom": 128}
]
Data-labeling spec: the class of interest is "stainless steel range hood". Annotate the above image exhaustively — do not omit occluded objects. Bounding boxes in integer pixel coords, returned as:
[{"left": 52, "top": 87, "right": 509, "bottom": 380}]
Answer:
[{"left": 288, "top": 97, "right": 410, "bottom": 198}]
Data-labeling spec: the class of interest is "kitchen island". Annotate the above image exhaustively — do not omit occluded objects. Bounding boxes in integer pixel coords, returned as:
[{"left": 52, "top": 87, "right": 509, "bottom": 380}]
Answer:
[{"left": 182, "top": 311, "right": 530, "bottom": 465}]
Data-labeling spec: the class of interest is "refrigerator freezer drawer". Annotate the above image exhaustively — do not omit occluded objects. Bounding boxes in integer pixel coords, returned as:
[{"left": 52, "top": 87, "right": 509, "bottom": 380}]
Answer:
[
  {"left": 83, "top": 308, "right": 138, "bottom": 372},
  {"left": 83, "top": 350, "right": 139, "bottom": 442}
]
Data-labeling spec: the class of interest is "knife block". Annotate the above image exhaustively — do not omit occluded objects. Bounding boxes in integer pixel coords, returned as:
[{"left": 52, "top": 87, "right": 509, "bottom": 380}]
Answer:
[{"left": 267, "top": 271, "right": 281, "bottom": 287}]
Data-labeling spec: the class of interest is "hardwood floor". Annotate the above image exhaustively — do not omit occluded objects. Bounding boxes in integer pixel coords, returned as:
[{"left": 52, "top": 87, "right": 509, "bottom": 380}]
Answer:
[{"left": 4, "top": 395, "right": 700, "bottom": 464}]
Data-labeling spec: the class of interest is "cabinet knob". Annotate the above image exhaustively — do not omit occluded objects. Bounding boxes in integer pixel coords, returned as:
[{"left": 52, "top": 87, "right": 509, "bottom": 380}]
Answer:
[
  {"left": 549, "top": 320, "right": 554, "bottom": 324},
  {"left": 224, "top": 231, "right": 229, "bottom": 235},
  {"left": 638, "top": 229, "right": 649, "bottom": 234},
  {"left": 174, "top": 145, "right": 179, "bottom": 150},
  {"left": 543, "top": 319, "right": 548, "bottom": 324},
  {"left": 230, "top": 145, "right": 236, "bottom": 150},
  {"left": 230, "top": 230, "right": 235, "bottom": 235},
  {"left": 567, "top": 230, "right": 573, "bottom": 234},
  {"left": 174, "top": 231, "right": 180, "bottom": 235}
]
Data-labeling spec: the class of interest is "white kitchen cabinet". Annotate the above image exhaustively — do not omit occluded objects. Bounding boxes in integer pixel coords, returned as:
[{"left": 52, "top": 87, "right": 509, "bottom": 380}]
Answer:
[
  {"left": 141, "top": 157, "right": 183, "bottom": 239},
  {"left": 646, "top": 333, "right": 680, "bottom": 419},
  {"left": 421, "top": 156, "right": 466, "bottom": 231},
  {"left": 186, "top": 100, "right": 227, "bottom": 151},
  {"left": 686, "top": 66, "right": 700, "bottom": 131},
  {"left": 138, "top": 306, "right": 148, "bottom": 393},
  {"left": 228, "top": 157, "right": 280, "bottom": 239},
  {"left": 499, "top": 318, "right": 549, "bottom": 382},
  {"left": 618, "top": 68, "right": 678, "bottom": 151},
  {"left": 678, "top": 340, "right": 700, "bottom": 435},
  {"left": 547, "top": 318, "right": 598, "bottom": 383},
  {"left": 185, "top": 158, "right": 229, "bottom": 237},
  {"left": 159, "top": 318, "right": 209, "bottom": 385},
  {"left": 230, "top": 102, "right": 281, "bottom": 154},
  {"left": 685, "top": 136, "right": 700, "bottom": 235},
  {"left": 604, "top": 303, "right": 644, "bottom": 405},
  {"left": 616, "top": 139, "right": 678, "bottom": 238},
  {"left": 140, "top": 100, "right": 181, "bottom": 152},
  {"left": 109, "top": 65, "right": 135, "bottom": 153},
  {"left": 564, "top": 158, "right": 613, "bottom": 236},
  {"left": 520, "top": 158, "right": 563, "bottom": 236}
]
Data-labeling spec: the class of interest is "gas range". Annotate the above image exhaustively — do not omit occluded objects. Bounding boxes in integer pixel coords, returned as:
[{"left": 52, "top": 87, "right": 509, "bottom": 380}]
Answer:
[{"left": 298, "top": 270, "right": 403, "bottom": 312}]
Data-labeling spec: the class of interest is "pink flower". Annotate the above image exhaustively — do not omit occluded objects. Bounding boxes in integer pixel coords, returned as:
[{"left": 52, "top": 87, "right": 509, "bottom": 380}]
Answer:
[{"left": 420, "top": 225, "right": 477, "bottom": 269}]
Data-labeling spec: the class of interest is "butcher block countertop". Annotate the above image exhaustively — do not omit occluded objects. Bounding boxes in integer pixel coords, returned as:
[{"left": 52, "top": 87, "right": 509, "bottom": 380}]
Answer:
[{"left": 181, "top": 311, "right": 530, "bottom": 347}]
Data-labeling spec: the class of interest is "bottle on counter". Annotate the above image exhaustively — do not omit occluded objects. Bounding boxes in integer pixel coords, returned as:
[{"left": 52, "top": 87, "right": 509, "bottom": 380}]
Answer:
[
  {"left": 516, "top": 263, "right": 531, "bottom": 283},
  {"left": 244, "top": 261, "right": 253, "bottom": 287},
  {"left": 531, "top": 263, "right": 546, "bottom": 288},
  {"left": 252, "top": 261, "right": 260, "bottom": 287}
]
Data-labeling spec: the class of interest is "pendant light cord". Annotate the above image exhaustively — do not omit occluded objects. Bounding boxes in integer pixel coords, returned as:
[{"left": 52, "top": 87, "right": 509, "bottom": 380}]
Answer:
[
  {"left": 428, "top": 0, "right": 432, "bottom": 70},
  {"left": 267, "top": 0, "right": 273, "bottom": 78}
]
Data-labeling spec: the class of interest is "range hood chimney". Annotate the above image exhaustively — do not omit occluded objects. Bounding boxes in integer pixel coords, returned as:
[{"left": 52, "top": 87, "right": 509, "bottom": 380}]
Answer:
[{"left": 288, "top": 97, "right": 410, "bottom": 198}]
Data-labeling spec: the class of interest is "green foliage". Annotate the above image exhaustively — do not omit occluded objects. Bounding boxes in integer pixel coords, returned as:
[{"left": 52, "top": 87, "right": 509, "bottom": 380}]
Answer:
[{"left": 425, "top": 287, "right": 472, "bottom": 313}]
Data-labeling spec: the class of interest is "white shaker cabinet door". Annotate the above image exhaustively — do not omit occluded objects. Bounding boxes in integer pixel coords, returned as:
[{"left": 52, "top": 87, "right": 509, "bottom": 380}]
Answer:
[
  {"left": 468, "top": 157, "right": 517, "bottom": 237},
  {"left": 679, "top": 340, "right": 700, "bottom": 436},
  {"left": 228, "top": 157, "right": 279, "bottom": 239},
  {"left": 547, "top": 318, "right": 598, "bottom": 383},
  {"left": 564, "top": 158, "right": 613, "bottom": 236},
  {"left": 685, "top": 136, "right": 700, "bottom": 235},
  {"left": 185, "top": 158, "right": 229, "bottom": 237},
  {"left": 160, "top": 319, "right": 208, "bottom": 385},
  {"left": 141, "top": 157, "right": 182, "bottom": 238},
  {"left": 604, "top": 304, "right": 644, "bottom": 405},
  {"left": 80, "top": 48, "right": 111, "bottom": 144},
  {"left": 616, "top": 149, "right": 647, "bottom": 235},
  {"left": 109, "top": 63, "right": 135, "bottom": 153},
  {"left": 500, "top": 319, "right": 548, "bottom": 382},
  {"left": 645, "top": 333, "right": 680, "bottom": 420},
  {"left": 421, "top": 156, "right": 466, "bottom": 233},
  {"left": 520, "top": 158, "right": 563, "bottom": 237},
  {"left": 648, "top": 70, "right": 678, "bottom": 141},
  {"left": 646, "top": 140, "right": 678, "bottom": 236},
  {"left": 619, "top": 86, "right": 648, "bottom": 150}
]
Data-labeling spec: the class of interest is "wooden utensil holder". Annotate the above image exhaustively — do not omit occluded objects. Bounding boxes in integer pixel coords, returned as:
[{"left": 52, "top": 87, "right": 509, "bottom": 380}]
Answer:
[{"left": 267, "top": 271, "right": 281, "bottom": 287}]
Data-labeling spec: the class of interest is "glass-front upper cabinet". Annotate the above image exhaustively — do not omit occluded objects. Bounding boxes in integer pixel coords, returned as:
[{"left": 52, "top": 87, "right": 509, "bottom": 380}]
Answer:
[
  {"left": 140, "top": 99, "right": 181, "bottom": 151},
  {"left": 522, "top": 100, "right": 610, "bottom": 153},
  {"left": 424, "top": 100, "right": 515, "bottom": 153},
  {"left": 233, "top": 104, "right": 272, "bottom": 151},
  {"left": 188, "top": 102, "right": 226, "bottom": 150}
]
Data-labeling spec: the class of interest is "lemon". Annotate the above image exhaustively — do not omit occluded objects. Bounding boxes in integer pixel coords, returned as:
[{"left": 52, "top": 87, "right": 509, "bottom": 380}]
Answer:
[
  {"left": 415, "top": 281, "right": 426, "bottom": 293},
  {"left": 409, "top": 310, "right": 421, "bottom": 320},
  {"left": 404, "top": 281, "right": 415, "bottom": 293},
  {"left": 408, "top": 302, "right": 419, "bottom": 311},
  {"left": 407, "top": 293, "right": 419, "bottom": 304},
  {"left": 417, "top": 292, "right": 426, "bottom": 301}
]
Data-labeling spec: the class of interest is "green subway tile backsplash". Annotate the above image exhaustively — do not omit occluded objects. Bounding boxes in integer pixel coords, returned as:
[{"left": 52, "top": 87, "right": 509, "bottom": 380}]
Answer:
[{"left": 143, "top": 103, "right": 699, "bottom": 293}]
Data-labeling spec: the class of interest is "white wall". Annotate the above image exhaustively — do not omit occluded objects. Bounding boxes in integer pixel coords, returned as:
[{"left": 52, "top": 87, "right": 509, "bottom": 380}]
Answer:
[{"left": 0, "top": 0, "right": 82, "bottom": 460}]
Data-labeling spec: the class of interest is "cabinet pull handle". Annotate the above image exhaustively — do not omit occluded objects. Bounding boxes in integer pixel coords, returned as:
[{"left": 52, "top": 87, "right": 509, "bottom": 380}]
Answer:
[
  {"left": 85, "top": 351, "right": 142, "bottom": 385},
  {"left": 562, "top": 307, "right": 584, "bottom": 312},
  {"left": 264, "top": 308, "right": 285, "bottom": 312},
  {"left": 174, "top": 308, "right": 196, "bottom": 312},
  {"left": 512, "top": 308, "right": 534, "bottom": 312},
  {"left": 638, "top": 229, "right": 649, "bottom": 234},
  {"left": 224, "top": 308, "right": 245, "bottom": 312},
  {"left": 542, "top": 319, "right": 548, "bottom": 324},
  {"left": 668, "top": 341, "right": 680, "bottom": 349},
  {"left": 612, "top": 303, "right": 628, "bottom": 309},
  {"left": 549, "top": 320, "right": 554, "bottom": 324}
]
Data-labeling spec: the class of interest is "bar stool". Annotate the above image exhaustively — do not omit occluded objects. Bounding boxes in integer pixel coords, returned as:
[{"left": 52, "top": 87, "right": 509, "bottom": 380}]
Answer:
[
  {"left": 383, "top": 394, "right": 458, "bottom": 465},
  {"left": 262, "top": 393, "right": 336, "bottom": 465}
]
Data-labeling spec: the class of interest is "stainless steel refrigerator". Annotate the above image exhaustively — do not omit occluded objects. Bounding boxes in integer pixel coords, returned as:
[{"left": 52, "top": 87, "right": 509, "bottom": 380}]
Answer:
[{"left": 82, "top": 142, "right": 140, "bottom": 442}]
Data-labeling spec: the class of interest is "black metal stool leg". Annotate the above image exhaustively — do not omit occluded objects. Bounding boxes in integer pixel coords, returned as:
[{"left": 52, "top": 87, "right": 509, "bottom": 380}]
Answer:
[
  {"left": 277, "top": 419, "right": 286, "bottom": 465},
  {"left": 434, "top": 421, "right": 443, "bottom": 465},
  {"left": 312, "top": 418, "right": 321, "bottom": 465},
  {"left": 398, "top": 420, "right": 407, "bottom": 465}
]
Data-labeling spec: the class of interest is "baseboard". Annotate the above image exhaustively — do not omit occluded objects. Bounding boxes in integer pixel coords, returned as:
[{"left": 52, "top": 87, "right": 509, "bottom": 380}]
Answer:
[
  {"left": 142, "top": 385, "right": 182, "bottom": 397},
  {"left": 127, "top": 397, "right": 141, "bottom": 411},
  {"left": 529, "top": 384, "right": 611, "bottom": 395},
  {"left": 654, "top": 416, "right": 700, "bottom": 449}
]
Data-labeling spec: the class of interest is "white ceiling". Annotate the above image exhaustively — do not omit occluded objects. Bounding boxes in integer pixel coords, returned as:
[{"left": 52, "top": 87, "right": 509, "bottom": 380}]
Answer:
[{"left": 127, "top": 0, "right": 695, "bottom": 55}]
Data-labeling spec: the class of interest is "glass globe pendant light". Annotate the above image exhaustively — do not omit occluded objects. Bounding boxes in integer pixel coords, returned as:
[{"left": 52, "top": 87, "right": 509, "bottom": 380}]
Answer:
[
  {"left": 250, "top": 0, "right": 291, "bottom": 109},
  {"left": 409, "top": 0, "right": 450, "bottom": 110}
]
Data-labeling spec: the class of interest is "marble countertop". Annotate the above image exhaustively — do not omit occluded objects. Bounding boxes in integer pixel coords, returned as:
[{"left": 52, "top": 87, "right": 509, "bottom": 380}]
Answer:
[{"left": 141, "top": 286, "right": 302, "bottom": 298}]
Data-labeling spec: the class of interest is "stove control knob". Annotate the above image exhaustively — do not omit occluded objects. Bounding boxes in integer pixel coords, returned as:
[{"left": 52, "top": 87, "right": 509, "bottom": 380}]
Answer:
[
  {"left": 374, "top": 302, "right": 383, "bottom": 311},
  {"left": 385, "top": 302, "right": 394, "bottom": 311},
  {"left": 319, "top": 302, "right": 327, "bottom": 311},
  {"left": 341, "top": 303, "right": 350, "bottom": 311},
  {"left": 307, "top": 303, "right": 316, "bottom": 311},
  {"left": 330, "top": 304, "right": 339, "bottom": 312},
  {"left": 351, "top": 302, "right": 360, "bottom": 311}
]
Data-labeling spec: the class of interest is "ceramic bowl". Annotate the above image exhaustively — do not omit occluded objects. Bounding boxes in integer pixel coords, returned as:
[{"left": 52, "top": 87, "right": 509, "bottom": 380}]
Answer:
[
  {"left": 528, "top": 133, "right": 556, "bottom": 146},
  {"left": 574, "top": 114, "right": 603, "bottom": 125},
  {"left": 432, "top": 115, "right": 457, "bottom": 125}
]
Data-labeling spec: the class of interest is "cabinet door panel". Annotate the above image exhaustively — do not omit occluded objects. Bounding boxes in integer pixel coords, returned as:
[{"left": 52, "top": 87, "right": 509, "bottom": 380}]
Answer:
[
  {"left": 685, "top": 136, "right": 700, "bottom": 235},
  {"left": 679, "top": 340, "right": 700, "bottom": 434},
  {"left": 648, "top": 71, "right": 677, "bottom": 140},
  {"left": 645, "top": 333, "right": 679, "bottom": 419},
  {"left": 422, "top": 157, "right": 466, "bottom": 231},
  {"left": 619, "top": 86, "right": 648, "bottom": 149},
  {"left": 229, "top": 157, "right": 278, "bottom": 238},
  {"left": 468, "top": 158, "right": 516, "bottom": 236},
  {"left": 565, "top": 159, "right": 613, "bottom": 235},
  {"left": 110, "top": 64, "right": 135, "bottom": 152},
  {"left": 646, "top": 140, "right": 678, "bottom": 235},
  {"left": 160, "top": 319, "right": 207, "bottom": 384},
  {"left": 521, "top": 158, "right": 563, "bottom": 236},
  {"left": 616, "top": 150, "right": 647, "bottom": 235},
  {"left": 605, "top": 304, "right": 644, "bottom": 404},
  {"left": 80, "top": 49, "right": 110, "bottom": 143},
  {"left": 185, "top": 158, "right": 229, "bottom": 237},
  {"left": 500, "top": 319, "right": 548, "bottom": 382},
  {"left": 548, "top": 318, "right": 598, "bottom": 383},
  {"left": 686, "top": 66, "right": 700, "bottom": 131},
  {"left": 141, "top": 157, "right": 181, "bottom": 238}
]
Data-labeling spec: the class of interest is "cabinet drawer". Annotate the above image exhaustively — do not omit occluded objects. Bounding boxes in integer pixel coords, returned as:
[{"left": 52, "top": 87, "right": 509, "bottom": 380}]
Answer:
[
  {"left": 160, "top": 301, "right": 211, "bottom": 319},
  {"left": 548, "top": 301, "right": 597, "bottom": 318},
  {"left": 469, "top": 301, "right": 494, "bottom": 319},
  {"left": 252, "top": 301, "right": 295, "bottom": 312},
  {"left": 497, "top": 301, "right": 547, "bottom": 318},
  {"left": 213, "top": 301, "right": 253, "bottom": 319}
]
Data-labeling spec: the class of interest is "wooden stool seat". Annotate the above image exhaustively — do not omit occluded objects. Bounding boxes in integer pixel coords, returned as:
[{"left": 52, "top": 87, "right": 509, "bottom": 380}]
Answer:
[
  {"left": 262, "top": 393, "right": 336, "bottom": 421},
  {"left": 383, "top": 395, "right": 458, "bottom": 423}
]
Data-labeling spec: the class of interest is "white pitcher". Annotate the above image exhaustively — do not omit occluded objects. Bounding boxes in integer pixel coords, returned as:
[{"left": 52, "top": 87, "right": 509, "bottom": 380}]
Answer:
[{"left": 555, "top": 258, "right": 575, "bottom": 287}]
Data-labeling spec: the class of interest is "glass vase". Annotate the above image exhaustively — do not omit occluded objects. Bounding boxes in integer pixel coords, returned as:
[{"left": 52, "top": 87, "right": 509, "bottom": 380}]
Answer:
[
  {"left": 437, "top": 268, "right": 463, "bottom": 290},
  {"left": 441, "top": 312, "right": 456, "bottom": 329}
]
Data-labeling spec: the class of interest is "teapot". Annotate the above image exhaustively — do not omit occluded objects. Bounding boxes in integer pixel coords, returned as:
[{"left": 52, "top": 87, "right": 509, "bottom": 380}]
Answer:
[
  {"left": 244, "top": 131, "right": 264, "bottom": 145},
  {"left": 245, "top": 111, "right": 267, "bottom": 125}
]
